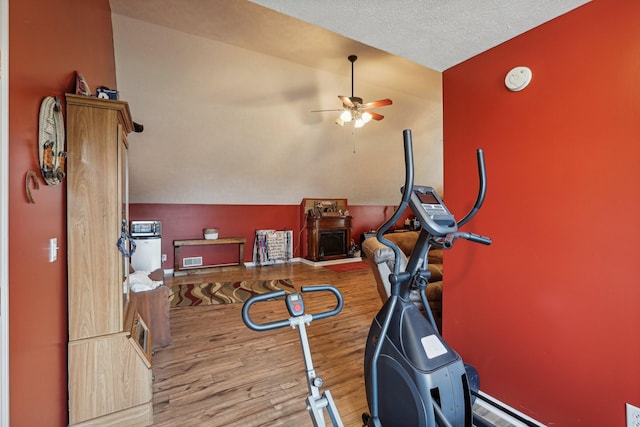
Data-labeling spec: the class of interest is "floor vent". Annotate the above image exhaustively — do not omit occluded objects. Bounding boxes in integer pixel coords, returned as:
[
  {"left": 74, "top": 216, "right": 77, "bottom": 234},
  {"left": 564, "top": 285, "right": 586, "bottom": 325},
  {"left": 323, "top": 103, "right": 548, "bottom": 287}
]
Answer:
[{"left": 183, "top": 256, "right": 203, "bottom": 268}]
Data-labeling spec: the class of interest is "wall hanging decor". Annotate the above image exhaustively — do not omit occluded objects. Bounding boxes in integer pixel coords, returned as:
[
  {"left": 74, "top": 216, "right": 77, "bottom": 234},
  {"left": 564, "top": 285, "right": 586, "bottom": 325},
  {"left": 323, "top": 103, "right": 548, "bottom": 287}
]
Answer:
[
  {"left": 38, "top": 96, "right": 66, "bottom": 185},
  {"left": 25, "top": 170, "right": 39, "bottom": 204}
]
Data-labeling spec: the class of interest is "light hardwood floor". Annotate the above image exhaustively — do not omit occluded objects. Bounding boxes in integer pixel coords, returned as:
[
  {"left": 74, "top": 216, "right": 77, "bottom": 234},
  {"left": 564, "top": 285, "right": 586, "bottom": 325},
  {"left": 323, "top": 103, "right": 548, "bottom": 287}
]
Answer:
[
  {"left": 151, "top": 262, "right": 517, "bottom": 427},
  {"left": 152, "top": 262, "right": 382, "bottom": 427}
]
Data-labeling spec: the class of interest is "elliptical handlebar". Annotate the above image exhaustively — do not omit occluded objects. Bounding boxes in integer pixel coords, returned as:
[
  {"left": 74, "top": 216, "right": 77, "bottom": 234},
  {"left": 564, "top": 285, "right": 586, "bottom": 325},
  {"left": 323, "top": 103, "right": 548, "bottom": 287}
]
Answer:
[
  {"left": 376, "top": 129, "right": 415, "bottom": 278},
  {"left": 458, "top": 231, "right": 492, "bottom": 245},
  {"left": 456, "top": 148, "right": 487, "bottom": 228},
  {"left": 241, "top": 285, "right": 344, "bottom": 332},
  {"left": 375, "top": 129, "right": 490, "bottom": 278},
  {"left": 440, "top": 231, "right": 492, "bottom": 249}
]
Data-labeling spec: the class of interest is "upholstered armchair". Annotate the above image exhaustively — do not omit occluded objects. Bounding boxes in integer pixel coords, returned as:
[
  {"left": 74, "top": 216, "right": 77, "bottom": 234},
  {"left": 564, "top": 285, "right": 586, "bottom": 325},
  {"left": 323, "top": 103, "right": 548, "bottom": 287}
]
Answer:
[{"left": 362, "top": 231, "right": 444, "bottom": 331}]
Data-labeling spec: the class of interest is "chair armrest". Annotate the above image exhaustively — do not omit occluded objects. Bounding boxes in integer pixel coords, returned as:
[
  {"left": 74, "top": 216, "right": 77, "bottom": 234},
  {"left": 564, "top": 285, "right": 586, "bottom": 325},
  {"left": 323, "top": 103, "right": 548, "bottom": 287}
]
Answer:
[{"left": 362, "top": 236, "right": 409, "bottom": 272}]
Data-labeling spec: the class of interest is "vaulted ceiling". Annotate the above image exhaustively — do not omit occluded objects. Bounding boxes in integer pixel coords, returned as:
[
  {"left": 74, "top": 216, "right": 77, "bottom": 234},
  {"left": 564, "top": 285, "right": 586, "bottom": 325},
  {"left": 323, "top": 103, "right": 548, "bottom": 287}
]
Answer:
[
  {"left": 108, "top": 0, "right": 591, "bottom": 205},
  {"left": 110, "top": 0, "right": 590, "bottom": 91}
]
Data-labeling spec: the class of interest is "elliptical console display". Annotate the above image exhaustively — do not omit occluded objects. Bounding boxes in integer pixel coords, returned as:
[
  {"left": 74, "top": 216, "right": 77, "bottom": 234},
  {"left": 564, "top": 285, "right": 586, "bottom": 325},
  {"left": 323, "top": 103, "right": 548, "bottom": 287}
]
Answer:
[{"left": 410, "top": 185, "right": 456, "bottom": 232}]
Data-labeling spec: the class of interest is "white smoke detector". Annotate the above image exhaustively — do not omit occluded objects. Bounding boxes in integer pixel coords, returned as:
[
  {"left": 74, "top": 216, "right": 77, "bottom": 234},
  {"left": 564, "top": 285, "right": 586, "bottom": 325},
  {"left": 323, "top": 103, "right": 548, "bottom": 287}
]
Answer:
[{"left": 505, "top": 66, "right": 533, "bottom": 91}]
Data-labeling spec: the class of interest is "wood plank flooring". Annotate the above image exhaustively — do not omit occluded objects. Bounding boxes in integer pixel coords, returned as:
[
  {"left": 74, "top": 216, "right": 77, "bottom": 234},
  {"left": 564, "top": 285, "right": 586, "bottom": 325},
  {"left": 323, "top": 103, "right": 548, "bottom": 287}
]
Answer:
[
  {"left": 151, "top": 262, "right": 517, "bottom": 427},
  {"left": 152, "top": 262, "right": 382, "bottom": 427}
]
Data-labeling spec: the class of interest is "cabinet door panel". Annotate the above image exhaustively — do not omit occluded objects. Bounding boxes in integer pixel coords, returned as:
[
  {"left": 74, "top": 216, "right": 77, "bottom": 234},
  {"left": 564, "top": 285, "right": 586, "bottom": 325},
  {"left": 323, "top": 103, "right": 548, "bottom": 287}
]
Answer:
[
  {"left": 67, "top": 106, "right": 122, "bottom": 340},
  {"left": 68, "top": 334, "right": 152, "bottom": 424}
]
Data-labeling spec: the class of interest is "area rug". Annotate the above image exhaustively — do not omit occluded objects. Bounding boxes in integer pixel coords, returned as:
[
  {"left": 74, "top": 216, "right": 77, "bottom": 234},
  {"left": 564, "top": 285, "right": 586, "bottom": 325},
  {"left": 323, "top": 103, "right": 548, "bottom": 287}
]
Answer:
[
  {"left": 168, "top": 279, "right": 295, "bottom": 307},
  {"left": 323, "top": 261, "right": 371, "bottom": 273}
]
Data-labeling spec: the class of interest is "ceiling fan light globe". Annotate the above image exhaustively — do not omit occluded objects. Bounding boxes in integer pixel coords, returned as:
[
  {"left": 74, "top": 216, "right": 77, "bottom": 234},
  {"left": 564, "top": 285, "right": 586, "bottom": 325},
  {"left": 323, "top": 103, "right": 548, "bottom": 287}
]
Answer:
[
  {"left": 335, "top": 117, "right": 345, "bottom": 126},
  {"left": 340, "top": 110, "right": 352, "bottom": 122},
  {"left": 362, "top": 112, "right": 372, "bottom": 123},
  {"left": 354, "top": 118, "right": 365, "bottom": 128}
]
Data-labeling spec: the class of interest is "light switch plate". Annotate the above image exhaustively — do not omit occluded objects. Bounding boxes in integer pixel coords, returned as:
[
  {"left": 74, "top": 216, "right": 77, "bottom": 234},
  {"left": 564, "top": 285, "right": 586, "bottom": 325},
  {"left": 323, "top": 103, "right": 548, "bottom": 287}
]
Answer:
[{"left": 49, "top": 238, "right": 58, "bottom": 262}]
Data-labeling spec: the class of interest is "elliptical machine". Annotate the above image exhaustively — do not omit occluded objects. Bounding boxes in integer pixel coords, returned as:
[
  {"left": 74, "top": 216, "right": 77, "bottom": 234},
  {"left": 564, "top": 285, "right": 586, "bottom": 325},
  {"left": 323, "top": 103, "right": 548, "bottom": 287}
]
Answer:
[{"left": 362, "top": 129, "right": 491, "bottom": 427}]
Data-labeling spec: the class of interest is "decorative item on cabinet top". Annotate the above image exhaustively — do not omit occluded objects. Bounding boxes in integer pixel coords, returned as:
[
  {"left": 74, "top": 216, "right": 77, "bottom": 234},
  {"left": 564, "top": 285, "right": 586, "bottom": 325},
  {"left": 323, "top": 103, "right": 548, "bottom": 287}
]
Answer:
[
  {"left": 74, "top": 70, "right": 145, "bottom": 132},
  {"left": 302, "top": 198, "right": 349, "bottom": 218},
  {"left": 74, "top": 71, "right": 91, "bottom": 96}
]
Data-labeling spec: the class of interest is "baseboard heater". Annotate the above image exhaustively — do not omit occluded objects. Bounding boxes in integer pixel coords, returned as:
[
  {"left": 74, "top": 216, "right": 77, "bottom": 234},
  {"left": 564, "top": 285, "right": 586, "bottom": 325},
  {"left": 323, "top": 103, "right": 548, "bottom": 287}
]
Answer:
[{"left": 472, "top": 391, "right": 546, "bottom": 427}]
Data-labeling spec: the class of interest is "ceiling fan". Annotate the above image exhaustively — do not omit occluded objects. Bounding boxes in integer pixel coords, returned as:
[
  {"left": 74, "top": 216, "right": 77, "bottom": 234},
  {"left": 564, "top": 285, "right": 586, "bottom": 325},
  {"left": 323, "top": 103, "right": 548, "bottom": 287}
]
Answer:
[{"left": 313, "top": 55, "right": 392, "bottom": 128}]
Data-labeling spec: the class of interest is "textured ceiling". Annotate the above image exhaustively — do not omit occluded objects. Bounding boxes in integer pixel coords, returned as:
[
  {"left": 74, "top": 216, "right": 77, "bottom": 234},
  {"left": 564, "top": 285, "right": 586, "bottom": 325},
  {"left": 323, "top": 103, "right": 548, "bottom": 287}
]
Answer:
[
  {"left": 110, "top": 0, "right": 590, "bottom": 71},
  {"left": 249, "top": 0, "right": 591, "bottom": 71},
  {"left": 109, "top": 0, "right": 589, "bottom": 98}
]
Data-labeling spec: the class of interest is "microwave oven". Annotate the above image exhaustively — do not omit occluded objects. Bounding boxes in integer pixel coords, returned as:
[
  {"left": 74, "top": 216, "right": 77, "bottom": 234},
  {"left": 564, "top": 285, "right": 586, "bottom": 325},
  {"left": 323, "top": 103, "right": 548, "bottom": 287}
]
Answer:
[{"left": 130, "top": 220, "right": 162, "bottom": 237}]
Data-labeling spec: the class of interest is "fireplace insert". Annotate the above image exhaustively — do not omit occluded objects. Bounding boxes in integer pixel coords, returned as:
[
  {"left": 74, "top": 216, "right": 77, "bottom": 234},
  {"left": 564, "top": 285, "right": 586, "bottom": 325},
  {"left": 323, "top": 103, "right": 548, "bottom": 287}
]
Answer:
[{"left": 318, "top": 230, "right": 347, "bottom": 259}]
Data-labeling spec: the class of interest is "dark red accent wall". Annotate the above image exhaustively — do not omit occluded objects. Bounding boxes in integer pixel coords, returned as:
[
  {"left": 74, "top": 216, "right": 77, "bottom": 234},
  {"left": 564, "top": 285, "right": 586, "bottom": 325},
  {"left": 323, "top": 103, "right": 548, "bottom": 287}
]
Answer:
[
  {"left": 8, "top": 0, "right": 116, "bottom": 425},
  {"left": 442, "top": 1, "right": 640, "bottom": 425},
  {"left": 130, "top": 203, "right": 409, "bottom": 268}
]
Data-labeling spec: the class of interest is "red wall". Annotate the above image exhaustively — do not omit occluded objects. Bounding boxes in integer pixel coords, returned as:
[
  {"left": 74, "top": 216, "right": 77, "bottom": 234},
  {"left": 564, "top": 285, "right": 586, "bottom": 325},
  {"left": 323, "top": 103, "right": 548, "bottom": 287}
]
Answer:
[
  {"left": 442, "top": 1, "right": 640, "bottom": 425},
  {"left": 130, "top": 203, "right": 409, "bottom": 268},
  {"left": 8, "top": 1, "right": 116, "bottom": 425}
]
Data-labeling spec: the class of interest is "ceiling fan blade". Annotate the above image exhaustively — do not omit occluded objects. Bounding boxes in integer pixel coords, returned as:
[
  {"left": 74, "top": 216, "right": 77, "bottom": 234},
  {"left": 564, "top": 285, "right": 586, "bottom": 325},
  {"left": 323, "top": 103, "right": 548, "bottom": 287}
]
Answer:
[
  {"left": 338, "top": 95, "right": 355, "bottom": 108},
  {"left": 361, "top": 99, "right": 393, "bottom": 109},
  {"left": 369, "top": 111, "right": 384, "bottom": 121}
]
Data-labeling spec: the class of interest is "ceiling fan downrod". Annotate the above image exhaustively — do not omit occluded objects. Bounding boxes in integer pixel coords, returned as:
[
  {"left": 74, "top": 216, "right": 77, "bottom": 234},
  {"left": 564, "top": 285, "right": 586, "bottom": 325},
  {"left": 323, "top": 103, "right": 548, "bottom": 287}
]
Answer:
[{"left": 348, "top": 55, "right": 357, "bottom": 98}]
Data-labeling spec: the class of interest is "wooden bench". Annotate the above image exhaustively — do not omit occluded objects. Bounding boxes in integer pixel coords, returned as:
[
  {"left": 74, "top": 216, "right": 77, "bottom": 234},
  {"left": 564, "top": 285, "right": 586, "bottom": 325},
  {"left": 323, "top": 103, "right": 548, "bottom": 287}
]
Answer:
[{"left": 173, "top": 237, "right": 246, "bottom": 276}]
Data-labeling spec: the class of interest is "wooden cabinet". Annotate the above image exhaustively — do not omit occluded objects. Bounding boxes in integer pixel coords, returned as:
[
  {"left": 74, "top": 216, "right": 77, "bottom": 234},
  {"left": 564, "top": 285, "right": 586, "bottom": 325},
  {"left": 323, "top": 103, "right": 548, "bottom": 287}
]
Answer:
[{"left": 66, "top": 94, "right": 152, "bottom": 426}]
